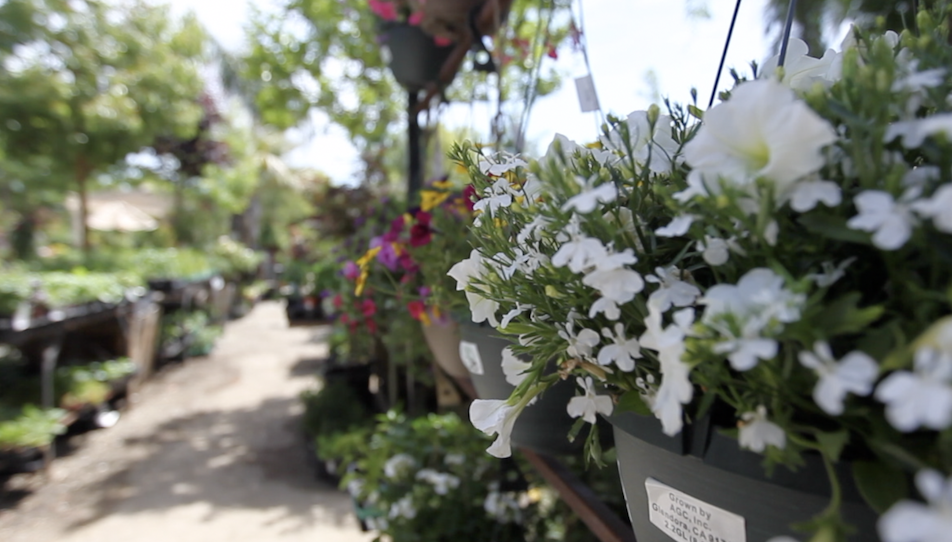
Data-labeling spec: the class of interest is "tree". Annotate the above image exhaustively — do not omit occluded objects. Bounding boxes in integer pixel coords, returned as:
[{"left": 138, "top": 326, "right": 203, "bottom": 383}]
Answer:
[
  {"left": 0, "top": 0, "right": 207, "bottom": 251},
  {"left": 241, "top": 0, "right": 571, "bottom": 187}
]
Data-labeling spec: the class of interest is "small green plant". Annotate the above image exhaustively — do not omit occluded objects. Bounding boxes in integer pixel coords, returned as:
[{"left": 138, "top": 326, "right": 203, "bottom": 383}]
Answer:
[
  {"left": 300, "top": 380, "right": 374, "bottom": 440},
  {"left": 0, "top": 405, "right": 67, "bottom": 450},
  {"left": 56, "top": 358, "right": 137, "bottom": 409}
]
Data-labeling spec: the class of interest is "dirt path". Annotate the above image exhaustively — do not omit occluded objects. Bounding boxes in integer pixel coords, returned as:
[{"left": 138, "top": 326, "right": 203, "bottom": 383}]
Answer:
[{"left": 0, "top": 301, "right": 372, "bottom": 542}]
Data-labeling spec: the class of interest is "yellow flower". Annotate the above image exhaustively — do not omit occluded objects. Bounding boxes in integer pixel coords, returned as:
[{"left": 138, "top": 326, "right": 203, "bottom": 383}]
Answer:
[
  {"left": 585, "top": 140, "right": 603, "bottom": 149},
  {"left": 420, "top": 190, "right": 450, "bottom": 212},
  {"left": 431, "top": 179, "right": 453, "bottom": 190},
  {"left": 356, "top": 246, "right": 382, "bottom": 269},
  {"left": 355, "top": 270, "right": 368, "bottom": 296}
]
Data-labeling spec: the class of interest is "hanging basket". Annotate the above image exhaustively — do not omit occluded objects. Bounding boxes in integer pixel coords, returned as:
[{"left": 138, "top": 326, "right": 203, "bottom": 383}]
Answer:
[
  {"left": 608, "top": 411, "right": 879, "bottom": 542},
  {"left": 380, "top": 22, "right": 456, "bottom": 91},
  {"left": 459, "top": 322, "right": 610, "bottom": 456},
  {"left": 420, "top": 316, "right": 469, "bottom": 378}
]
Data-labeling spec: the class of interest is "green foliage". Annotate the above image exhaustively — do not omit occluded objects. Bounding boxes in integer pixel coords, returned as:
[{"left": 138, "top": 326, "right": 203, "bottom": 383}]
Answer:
[
  {"left": 0, "top": 268, "right": 143, "bottom": 314},
  {"left": 0, "top": 405, "right": 67, "bottom": 450},
  {"left": 210, "top": 237, "right": 264, "bottom": 278},
  {"left": 301, "top": 381, "right": 375, "bottom": 439}
]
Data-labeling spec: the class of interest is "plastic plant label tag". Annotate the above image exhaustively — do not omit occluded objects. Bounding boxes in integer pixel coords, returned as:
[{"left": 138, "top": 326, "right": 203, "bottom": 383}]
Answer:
[
  {"left": 574, "top": 75, "right": 600, "bottom": 113},
  {"left": 458, "top": 341, "right": 484, "bottom": 375},
  {"left": 644, "top": 478, "right": 746, "bottom": 542}
]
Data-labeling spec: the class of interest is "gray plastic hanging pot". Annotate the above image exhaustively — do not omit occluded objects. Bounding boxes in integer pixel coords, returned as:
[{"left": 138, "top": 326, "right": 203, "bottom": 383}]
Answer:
[
  {"left": 380, "top": 23, "right": 455, "bottom": 92},
  {"left": 607, "top": 411, "right": 880, "bottom": 542},
  {"left": 458, "top": 322, "right": 611, "bottom": 456}
]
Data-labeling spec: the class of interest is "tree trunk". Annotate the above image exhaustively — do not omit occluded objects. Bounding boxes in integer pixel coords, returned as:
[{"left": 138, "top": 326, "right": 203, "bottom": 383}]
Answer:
[{"left": 76, "top": 156, "right": 92, "bottom": 253}]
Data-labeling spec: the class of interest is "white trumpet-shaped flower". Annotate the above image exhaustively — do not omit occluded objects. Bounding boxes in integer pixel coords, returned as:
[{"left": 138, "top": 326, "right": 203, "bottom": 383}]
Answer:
[
  {"left": 567, "top": 377, "right": 614, "bottom": 424},
  {"left": 470, "top": 399, "right": 524, "bottom": 458},
  {"left": 501, "top": 347, "right": 532, "bottom": 387}
]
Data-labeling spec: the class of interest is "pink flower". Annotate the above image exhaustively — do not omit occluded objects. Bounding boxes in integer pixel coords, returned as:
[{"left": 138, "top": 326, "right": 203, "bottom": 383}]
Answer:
[
  {"left": 434, "top": 36, "right": 453, "bottom": 47},
  {"left": 360, "top": 299, "right": 377, "bottom": 318},
  {"left": 343, "top": 261, "right": 360, "bottom": 280},
  {"left": 408, "top": 11, "right": 424, "bottom": 25},
  {"left": 410, "top": 211, "right": 433, "bottom": 247},
  {"left": 368, "top": 0, "right": 397, "bottom": 21},
  {"left": 463, "top": 184, "right": 478, "bottom": 212}
]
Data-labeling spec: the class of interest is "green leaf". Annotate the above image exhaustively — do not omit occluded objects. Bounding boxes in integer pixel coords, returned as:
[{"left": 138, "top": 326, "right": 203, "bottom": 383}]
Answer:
[
  {"left": 567, "top": 417, "right": 587, "bottom": 443},
  {"left": 798, "top": 213, "right": 872, "bottom": 245},
  {"left": 852, "top": 460, "right": 909, "bottom": 513},
  {"left": 813, "top": 293, "right": 885, "bottom": 336},
  {"left": 815, "top": 430, "right": 850, "bottom": 462},
  {"left": 615, "top": 390, "right": 652, "bottom": 416},
  {"left": 687, "top": 104, "right": 704, "bottom": 120}
]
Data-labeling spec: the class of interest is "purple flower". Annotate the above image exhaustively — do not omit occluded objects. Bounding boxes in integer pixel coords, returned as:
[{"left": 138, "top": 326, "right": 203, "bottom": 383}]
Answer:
[
  {"left": 342, "top": 261, "right": 360, "bottom": 280},
  {"left": 378, "top": 242, "right": 400, "bottom": 271}
]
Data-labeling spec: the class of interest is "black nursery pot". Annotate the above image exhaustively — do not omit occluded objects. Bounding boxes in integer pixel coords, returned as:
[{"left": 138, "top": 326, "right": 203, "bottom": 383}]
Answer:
[
  {"left": 458, "top": 322, "right": 611, "bottom": 457},
  {"left": 608, "top": 411, "right": 879, "bottom": 542},
  {"left": 379, "top": 23, "right": 455, "bottom": 91}
]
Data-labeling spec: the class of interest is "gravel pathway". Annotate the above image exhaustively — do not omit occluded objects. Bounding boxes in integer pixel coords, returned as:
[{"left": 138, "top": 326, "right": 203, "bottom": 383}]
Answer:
[{"left": 0, "top": 301, "right": 372, "bottom": 542}]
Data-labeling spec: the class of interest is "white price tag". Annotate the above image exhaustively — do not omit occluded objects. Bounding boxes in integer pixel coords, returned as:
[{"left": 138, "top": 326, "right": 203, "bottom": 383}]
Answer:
[
  {"left": 574, "top": 75, "right": 600, "bottom": 113},
  {"left": 458, "top": 341, "right": 484, "bottom": 375},
  {"left": 644, "top": 478, "right": 746, "bottom": 542}
]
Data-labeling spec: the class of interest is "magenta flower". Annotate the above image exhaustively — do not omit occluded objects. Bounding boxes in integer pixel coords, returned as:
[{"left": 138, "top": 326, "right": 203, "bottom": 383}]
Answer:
[
  {"left": 368, "top": 0, "right": 397, "bottom": 21},
  {"left": 343, "top": 261, "right": 360, "bottom": 280},
  {"left": 378, "top": 242, "right": 401, "bottom": 271}
]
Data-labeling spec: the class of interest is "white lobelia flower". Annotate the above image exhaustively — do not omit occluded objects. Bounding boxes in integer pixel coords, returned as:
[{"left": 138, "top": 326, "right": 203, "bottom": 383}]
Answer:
[
  {"left": 875, "top": 347, "right": 952, "bottom": 432},
  {"left": 567, "top": 376, "right": 614, "bottom": 424},
  {"left": 415, "top": 469, "right": 461, "bottom": 496},
  {"left": 501, "top": 346, "right": 532, "bottom": 386},
  {"left": 516, "top": 215, "right": 551, "bottom": 245},
  {"left": 885, "top": 113, "right": 952, "bottom": 148},
  {"left": 444, "top": 453, "right": 465, "bottom": 466},
  {"left": 600, "top": 110, "right": 680, "bottom": 173},
  {"left": 639, "top": 307, "right": 695, "bottom": 435},
  {"left": 484, "top": 489, "right": 523, "bottom": 524},
  {"left": 646, "top": 266, "right": 701, "bottom": 312},
  {"left": 597, "top": 323, "right": 642, "bottom": 371},
  {"left": 879, "top": 469, "right": 952, "bottom": 542},
  {"left": 697, "top": 235, "right": 732, "bottom": 266},
  {"left": 383, "top": 453, "right": 416, "bottom": 479},
  {"left": 711, "top": 319, "right": 780, "bottom": 371},
  {"left": 518, "top": 246, "right": 549, "bottom": 276},
  {"left": 807, "top": 257, "right": 856, "bottom": 288},
  {"left": 558, "top": 322, "right": 600, "bottom": 359},
  {"left": 760, "top": 38, "right": 841, "bottom": 91},
  {"left": 552, "top": 217, "right": 608, "bottom": 273},
  {"left": 500, "top": 303, "right": 534, "bottom": 329},
  {"left": 470, "top": 399, "right": 524, "bottom": 458},
  {"left": 562, "top": 175, "right": 618, "bottom": 214},
  {"left": 589, "top": 297, "right": 622, "bottom": 321},
  {"left": 798, "top": 342, "right": 879, "bottom": 415},
  {"left": 738, "top": 405, "right": 786, "bottom": 453},
  {"left": 583, "top": 267, "right": 645, "bottom": 303},
  {"left": 788, "top": 179, "right": 842, "bottom": 212},
  {"left": 912, "top": 184, "right": 952, "bottom": 234},
  {"left": 847, "top": 188, "right": 922, "bottom": 250},
  {"left": 448, "top": 249, "right": 486, "bottom": 291},
  {"left": 656, "top": 214, "right": 696, "bottom": 237},
  {"left": 389, "top": 495, "right": 418, "bottom": 519},
  {"left": 681, "top": 79, "right": 838, "bottom": 200},
  {"left": 473, "top": 177, "right": 515, "bottom": 217},
  {"left": 478, "top": 154, "right": 528, "bottom": 176}
]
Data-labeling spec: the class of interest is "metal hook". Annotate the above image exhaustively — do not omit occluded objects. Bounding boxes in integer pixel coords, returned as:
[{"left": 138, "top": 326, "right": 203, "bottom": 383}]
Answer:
[
  {"left": 708, "top": 0, "right": 743, "bottom": 108},
  {"left": 778, "top": 0, "right": 799, "bottom": 68}
]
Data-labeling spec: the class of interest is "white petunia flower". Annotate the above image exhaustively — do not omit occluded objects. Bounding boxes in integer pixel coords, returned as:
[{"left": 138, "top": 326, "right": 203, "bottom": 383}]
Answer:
[
  {"left": 415, "top": 469, "right": 461, "bottom": 496},
  {"left": 875, "top": 347, "right": 952, "bottom": 432},
  {"left": 597, "top": 323, "right": 641, "bottom": 371},
  {"left": 798, "top": 342, "right": 879, "bottom": 415},
  {"left": 562, "top": 176, "right": 618, "bottom": 214},
  {"left": 807, "top": 257, "right": 856, "bottom": 287},
  {"left": 847, "top": 188, "right": 921, "bottom": 250},
  {"left": 583, "top": 268, "right": 645, "bottom": 302},
  {"left": 738, "top": 405, "right": 786, "bottom": 453},
  {"left": 501, "top": 347, "right": 532, "bottom": 387},
  {"left": 912, "top": 184, "right": 952, "bottom": 234},
  {"left": 466, "top": 291, "right": 499, "bottom": 327},
  {"left": 683, "top": 79, "right": 838, "bottom": 198},
  {"left": 448, "top": 249, "right": 486, "bottom": 291},
  {"left": 656, "top": 214, "right": 696, "bottom": 237},
  {"left": 788, "top": 179, "right": 842, "bottom": 212},
  {"left": 760, "top": 38, "right": 840, "bottom": 91},
  {"left": 558, "top": 322, "right": 600, "bottom": 359},
  {"left": 552, "top": 217, "right": 608, "bottom": 273},
  {"left": 879, "top": 469, "right": 952, "bottom": 542},
  {"left": 646, "top": 266, "right": 701, "bottom": 312},
  {"left": 383, "top": 453, "right": 415, "bottom": 479},
  {"left": 470, "top": 399, "right": 524, "bottom": 458},
  {"left": 389, "top": 495, "right": 417, "bottom": 519},
  {"left": 601, "top": 110, "right": 680, "bottom": 173},
  {"left": 567, "top": 376, "right": 614, "bottom": 424},
  {"left": 639, "top": 308, "right": 695, "bottom": 436}
]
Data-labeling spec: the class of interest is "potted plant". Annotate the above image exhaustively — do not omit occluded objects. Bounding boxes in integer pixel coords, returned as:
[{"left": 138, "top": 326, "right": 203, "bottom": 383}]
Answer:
[
  {"left": 369, "top": 0, "right": 458, "bottom": 91},
  {"left": 452, "top": 8, "right": 952, "bottom": 541}
]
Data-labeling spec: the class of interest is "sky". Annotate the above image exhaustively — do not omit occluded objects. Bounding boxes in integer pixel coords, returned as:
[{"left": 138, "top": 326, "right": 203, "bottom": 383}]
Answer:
[{"left": 167, "top": 0, "right": 794, "bottom": 184}]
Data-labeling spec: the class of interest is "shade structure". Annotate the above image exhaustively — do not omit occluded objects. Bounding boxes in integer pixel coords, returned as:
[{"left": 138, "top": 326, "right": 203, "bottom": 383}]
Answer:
[{"left": 86, "top": 200, "right": 159, "bottom": 232}]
